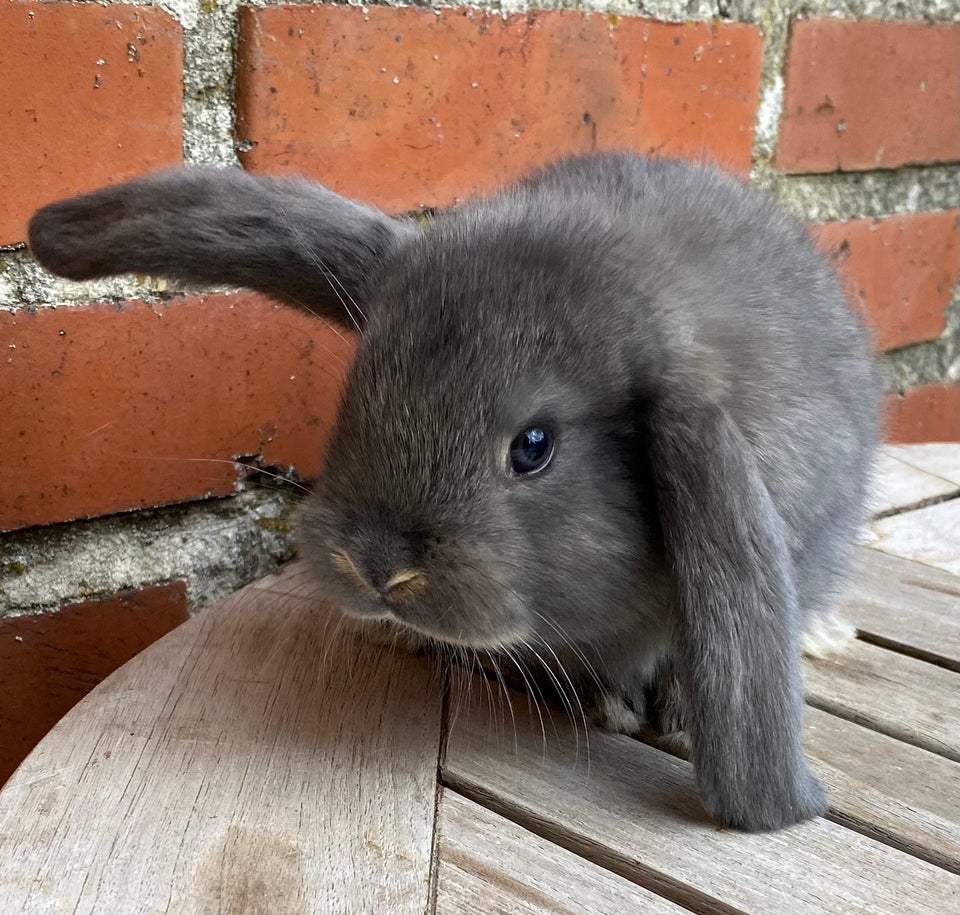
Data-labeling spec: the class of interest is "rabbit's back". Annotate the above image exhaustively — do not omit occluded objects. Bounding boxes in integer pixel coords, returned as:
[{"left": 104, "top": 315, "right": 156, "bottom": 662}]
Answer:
[{"left": 512, "top": 154, "right": 880, "bottom": 619}]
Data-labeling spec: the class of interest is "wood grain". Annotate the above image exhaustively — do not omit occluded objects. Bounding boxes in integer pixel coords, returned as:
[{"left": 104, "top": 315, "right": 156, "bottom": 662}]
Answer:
[
  {"left": 443, "top": 685, "right": 960, "bottom": 914},
  {"left": 840, "top": 546, "right": 960, "bottom": 669},
  {"left": 0, "top": 563, "right": 444, "bottom": 914},
  {"left": 803, "top": 707, "right": 960, "bottom": 873},
  {"left": 870, "top": 498, "right": 960, "bottom": 576},
  {"left": 887, "top": 443, "right": 960, "bottom": 488},
  {"left": 436, "top": 790, "right": 687, "bottom": 914},
  {"left": 869, "top": 448, "right": 959, "bottom": 516},
  {"left": 805, "top": 637, "right": 960, "bottom": 761},
  {"left": 3, "top": 449, "right": 960, "bottom": 914}
]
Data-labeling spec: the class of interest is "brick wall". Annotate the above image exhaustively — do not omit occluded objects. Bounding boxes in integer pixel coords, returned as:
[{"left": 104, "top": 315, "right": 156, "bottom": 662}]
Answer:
[{"left": 1, "top": 0, "right": 958, "bottom": 785}]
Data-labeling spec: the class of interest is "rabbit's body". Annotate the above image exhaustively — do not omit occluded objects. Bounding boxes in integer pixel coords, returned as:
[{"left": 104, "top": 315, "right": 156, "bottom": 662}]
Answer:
[
  {"left": 28, "top": 153, "right": 879, "bottom": 831},
  {"left": 527, "top": 157, "right": 878, "bottom": 635},
  {"left": 314, "top": 155, "right": 875, "bottom": 689}
]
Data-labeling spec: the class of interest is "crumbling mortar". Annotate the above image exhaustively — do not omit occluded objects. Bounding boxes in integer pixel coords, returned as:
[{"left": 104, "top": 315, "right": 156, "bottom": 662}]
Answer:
[
  {"left": 764, "top": 167, "right": 960, "bottom": 222},
  {"left": 881, "top": 288, "right": 960, "bottom": 392},
  {"left": 0, "top": 487, "right": 301, "bottom": 618}
]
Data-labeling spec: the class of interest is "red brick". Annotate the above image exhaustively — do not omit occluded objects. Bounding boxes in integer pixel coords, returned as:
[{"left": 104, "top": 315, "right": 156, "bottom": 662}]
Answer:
[
  {"left": 884, "top": 383, "right": 960, "bottom": 443},
  {"left": 0, "top": 1, "right": 183, "bottom": 244},
  {"left": 0, "top": 582, "right": 187, "bottom": 787},
  {"left": 0, "top": 295, "right": 354, "bottom": 532},
  {"left": 812, "top": 210, "right": 960, "bottom": 352},
  {"left": 777, "top": 19, "right": 960, "bottom": 173},
  {"left": 236, "top": 6, "right": 762, "bottom": 212}
]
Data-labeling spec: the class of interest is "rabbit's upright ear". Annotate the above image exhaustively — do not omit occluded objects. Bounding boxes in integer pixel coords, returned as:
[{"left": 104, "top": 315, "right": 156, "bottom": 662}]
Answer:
[
  {"left": 28, "top": 168, "right": 418, "bottom": 328},
  {"left": 647, "top": 394, "right": 825, "bottom": 831}
]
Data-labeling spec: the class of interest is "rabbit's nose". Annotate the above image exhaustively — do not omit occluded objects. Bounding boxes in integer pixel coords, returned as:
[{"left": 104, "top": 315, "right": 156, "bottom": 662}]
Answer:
[
  {"left": 329, "top": 549, "right": 427, "bottom": 606},
  {"left": 353, "top": 523, "right": 426, "bottom": 585}
]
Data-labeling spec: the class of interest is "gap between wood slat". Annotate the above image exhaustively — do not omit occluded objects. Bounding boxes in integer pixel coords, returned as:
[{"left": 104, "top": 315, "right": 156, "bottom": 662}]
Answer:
[
  {"left": 441, "top": 655, "right": 960, "bottom": 884},
  {"left": 885, "top": 451, "right": 960, "bottom": 489},
  {"left": 804, "top": 634, "right": 959, "bottom": 763},
  {"left": 428, "top": 673, "right": 456, "bottom": 915},
  {"left": 869, "top": 499, "right": 960, "bottom": 578},
  {"left": 872, "top": 490, "right": 960, "bottom": 520},
  {"left": 869, "top": 448, "right": 960, "bottom": 516},
  {"left": 638, "top": 710, "right": 960, "bottom": 877},
  {"left": 841, "top": 547, "right": 960, "bottom": 669},
  {"left": 905, "top": 577, "right": 960, "bottom": 599},
  {"left": 886, "top": 444, "right": 960, "bottom": 473},
  {"left": 823, "top": 810, "right": 960, "bottom": 877},
  {"left": 854, "top": 631, "right": 959, "bottom": 673},
  {"left": 436, "top": 790, "right": 692, "bottom": 915},
  {"left": 442, "top": 773, "right": 749, "bottom": 915},
  {"left": 804, "top": 695, "right": 960, "bottom": 763}
]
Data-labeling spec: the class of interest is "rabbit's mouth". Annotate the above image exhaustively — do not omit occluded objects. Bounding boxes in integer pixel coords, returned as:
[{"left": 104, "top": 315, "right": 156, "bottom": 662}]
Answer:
[
  {"left": 361, "top": 594, "right": 531, "bottom": 653},
  {"left": 387, "top": 613, "right": 530, "bottom": 652},
  {"left": 318, "top": 547, "right": 531, "bottom": 650},
  {"left": 343, "top": 602, "right": 532, "bottom": 653}
]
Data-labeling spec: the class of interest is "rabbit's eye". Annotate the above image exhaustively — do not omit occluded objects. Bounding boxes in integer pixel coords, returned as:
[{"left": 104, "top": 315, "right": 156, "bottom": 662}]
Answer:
[{"left": 509, "top": 427, "right": 554, "bottom": 476}]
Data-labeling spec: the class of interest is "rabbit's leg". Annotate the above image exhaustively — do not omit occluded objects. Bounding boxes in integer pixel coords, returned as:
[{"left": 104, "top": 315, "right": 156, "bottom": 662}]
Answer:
[{"left": 592, "top": 691, "right": 647, "bottom": 736}]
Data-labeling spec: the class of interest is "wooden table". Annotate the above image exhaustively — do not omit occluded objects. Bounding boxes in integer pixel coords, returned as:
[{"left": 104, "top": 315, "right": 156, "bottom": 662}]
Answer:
[{"left": 1, "top": 445, "right": 958, "bottom": 914}]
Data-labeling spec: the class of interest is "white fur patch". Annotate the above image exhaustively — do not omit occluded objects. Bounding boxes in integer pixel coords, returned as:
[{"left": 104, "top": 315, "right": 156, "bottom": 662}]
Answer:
[
  {"left": 802, "top": 611, "right": 857, "bottom": 659},
  {"left": 595, "top": 693, "right": 644, "bottom": 736}
]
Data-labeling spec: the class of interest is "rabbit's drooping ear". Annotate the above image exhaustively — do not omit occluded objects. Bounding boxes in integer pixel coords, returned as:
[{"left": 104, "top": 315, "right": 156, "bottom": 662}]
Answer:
[
  {"left": 648, "top": 396, "right": 826, "bottom": 831},
  {"left": 28, "top": 168, "right": 417, "bottom": 328}
]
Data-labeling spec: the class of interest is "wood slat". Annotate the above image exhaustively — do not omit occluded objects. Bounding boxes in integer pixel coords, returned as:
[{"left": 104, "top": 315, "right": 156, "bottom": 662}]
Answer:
[
  {"left": 2, "top": 448, "right": 957, "bottom": 913},
  {"left": 804, "top": 637, "right": 960, "bottom": 761},
  {"left": 886, "top": 444, "right": 960, "bottom": 487},
  {"left": 803, "top": 707, "right": 960, "bottom": 874},
  {"left": 444, "top": 686, "right": 960, "bottom": 915},
  {"left": 839, "top": 547, "right": 960, "bottom": 669},
  {"left": 435, "top": 790, "right": 687, "bottom": 915},
  {"left": 648, "top": 703, "right": 960, "bottom": 874},
  {"left": 869, "top": 449, "right": 959, "bottom": 517},
  {"left": 870, "top": 499, "right": 960, "bottom": 577},
  {"left": 0, "top": 563, "right": 444, "bottom": 914}
]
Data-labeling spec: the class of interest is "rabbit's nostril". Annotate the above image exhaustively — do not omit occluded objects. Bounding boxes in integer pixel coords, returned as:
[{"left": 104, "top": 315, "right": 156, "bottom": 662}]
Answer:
[
  {"left": 330, "top": 549, "right": 427, "bottom": 606},
  {"left": 381, "top": 570, "right": 428, "bottom": 606},
  {"left": 330, "top": 548, "right": 377, "bottom": 596}
]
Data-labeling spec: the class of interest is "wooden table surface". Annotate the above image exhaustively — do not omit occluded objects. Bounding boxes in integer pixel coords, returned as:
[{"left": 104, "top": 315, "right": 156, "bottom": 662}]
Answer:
[{"left": 1, "top": 445, "right": 958, "bottom": 914}]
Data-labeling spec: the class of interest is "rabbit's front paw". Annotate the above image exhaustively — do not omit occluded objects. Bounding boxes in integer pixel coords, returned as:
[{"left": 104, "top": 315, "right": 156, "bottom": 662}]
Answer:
[
  {"left": 592, "top": 691, "right": 645, "bottom": 736},
  {"left": 650, "top": 670, "right": 691, "bottom": 757},
  {"left": 701, "top": 763, "right": 827, "bottom": 831}
]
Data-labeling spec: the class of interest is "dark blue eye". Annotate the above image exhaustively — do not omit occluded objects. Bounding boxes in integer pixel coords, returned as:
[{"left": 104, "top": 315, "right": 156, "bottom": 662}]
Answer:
[{"left": 509, "top": 426, "right": 554, "bottom": 476}]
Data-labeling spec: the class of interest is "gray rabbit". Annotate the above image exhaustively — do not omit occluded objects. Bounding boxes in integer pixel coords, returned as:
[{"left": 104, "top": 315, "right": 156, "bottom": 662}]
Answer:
[{"left": 28, "top": 153, "right": 879, "bottom": 831}]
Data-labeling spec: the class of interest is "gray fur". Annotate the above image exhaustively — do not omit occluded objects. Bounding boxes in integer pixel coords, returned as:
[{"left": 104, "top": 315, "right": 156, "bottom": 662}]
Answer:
[
  {"left": 28, "top": 154, "right": 879, "bottom": 831},
  {"left": 28, "top": 167, "right": 416, "bottom": 324}
]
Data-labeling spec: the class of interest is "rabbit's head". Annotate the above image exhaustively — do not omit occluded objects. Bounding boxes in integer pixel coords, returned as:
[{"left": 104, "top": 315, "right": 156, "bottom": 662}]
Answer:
[
  {"left": 300, "top": 204, "right": 680, "bottom": 652},
  {"left": 29, "top": 168, "right": 672, "bottom": 653}
]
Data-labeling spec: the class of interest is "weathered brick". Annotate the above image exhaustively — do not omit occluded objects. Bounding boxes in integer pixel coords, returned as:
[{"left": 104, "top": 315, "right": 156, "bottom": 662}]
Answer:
[
  {"left": 0, "top": 295, "right": 354, "bottom": 532},
  {"left": 237, "top": 6, "right": 762, "bottom": 212},
  {"left": 812, "top": 210, "right": 960, "bottom": 352},
  {"left": 0, "top": 582, "right": 187, "bottom": 787},
  {"left": 884, "top": 383, "right": 960, "bottom": 444},
  {"left": 0, "top": 1, "right": 183, "bottom": 244},
  {"left": 777, "top": 19, "right": 960, "bottom": 173}
]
